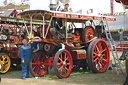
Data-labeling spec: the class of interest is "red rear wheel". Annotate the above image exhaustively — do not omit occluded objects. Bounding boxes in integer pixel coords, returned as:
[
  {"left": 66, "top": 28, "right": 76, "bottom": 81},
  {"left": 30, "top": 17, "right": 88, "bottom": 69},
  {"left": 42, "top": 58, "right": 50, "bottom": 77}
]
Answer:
[
  {"left": 87, "top": 39, "right": 110, "bottom": 73},
  {"left": 83, "top": 26, "right": 96, "bottom": 43},
  {"left": 29, "top": 51, "right": 48, "bottom": 77},
  {"left": 53, "top": 49, "right": 72, "bottom": 79}
]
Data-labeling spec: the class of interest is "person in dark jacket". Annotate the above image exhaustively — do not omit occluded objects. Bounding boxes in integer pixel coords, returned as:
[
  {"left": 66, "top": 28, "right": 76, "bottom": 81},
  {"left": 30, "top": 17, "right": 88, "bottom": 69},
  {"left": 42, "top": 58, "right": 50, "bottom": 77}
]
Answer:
[{"left": 20, "top": 39, "right": 37, "bottom": 79}]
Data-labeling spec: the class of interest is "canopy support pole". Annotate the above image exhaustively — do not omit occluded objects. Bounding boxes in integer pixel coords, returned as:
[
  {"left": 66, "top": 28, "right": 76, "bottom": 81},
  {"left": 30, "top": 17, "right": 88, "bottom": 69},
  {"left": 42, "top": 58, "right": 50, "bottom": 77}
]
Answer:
[
  {"left": 22, "top": 19, "right": 30, "bottom": 38},
  {"left": 42, "top": 16, "right": 45, "bottom": 38},
  {"left": 44, "top": 17, "right": 53, "bottom": 38},
  {"left": 65, "top": 19, "right": 67, "bottom": 43},
  {"left": 30, "top": 16, "right": 33, "bottom": 39}
]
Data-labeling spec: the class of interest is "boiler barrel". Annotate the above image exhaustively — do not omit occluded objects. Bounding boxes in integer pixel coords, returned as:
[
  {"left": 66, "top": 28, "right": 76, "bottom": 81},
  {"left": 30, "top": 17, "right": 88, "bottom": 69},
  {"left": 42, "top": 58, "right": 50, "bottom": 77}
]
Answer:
[{"left": 0, "top": 41, "right": 16, "bottom": 52}]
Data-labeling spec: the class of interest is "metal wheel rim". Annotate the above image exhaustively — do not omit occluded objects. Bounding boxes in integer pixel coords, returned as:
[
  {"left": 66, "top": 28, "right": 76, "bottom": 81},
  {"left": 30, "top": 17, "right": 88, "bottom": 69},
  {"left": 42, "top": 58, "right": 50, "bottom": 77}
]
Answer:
[
  {"left": 0, "top": 54, "right": 11, "bottom": 73},
  {"left": 31, "top": 51, "right": 48, "bottom": 76},
  {"left": 56, "top": 50, "right": 72, "bottom": 78},
  {"left": 92, "top": 40, "right": 110, "bottom": 73},
  {"left": 85, "top": 26, "right": 95, "bottom": 43}
]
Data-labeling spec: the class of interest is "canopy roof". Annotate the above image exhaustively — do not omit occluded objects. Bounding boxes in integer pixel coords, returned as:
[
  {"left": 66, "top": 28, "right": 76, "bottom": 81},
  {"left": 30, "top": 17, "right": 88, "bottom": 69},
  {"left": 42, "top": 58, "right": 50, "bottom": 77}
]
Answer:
[
  {"left": 0, "top": 15, "right": 43, "bottom": 25},
  {"left": 18, "top": 10, "right": 116, "bottom": 22}
]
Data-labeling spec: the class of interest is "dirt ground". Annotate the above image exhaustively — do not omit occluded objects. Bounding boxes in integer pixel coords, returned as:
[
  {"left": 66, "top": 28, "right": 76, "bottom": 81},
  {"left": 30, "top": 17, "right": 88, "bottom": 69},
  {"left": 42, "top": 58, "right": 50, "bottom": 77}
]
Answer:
[{"left": 0, "top": 52, "right": 126, "bottom": 85}]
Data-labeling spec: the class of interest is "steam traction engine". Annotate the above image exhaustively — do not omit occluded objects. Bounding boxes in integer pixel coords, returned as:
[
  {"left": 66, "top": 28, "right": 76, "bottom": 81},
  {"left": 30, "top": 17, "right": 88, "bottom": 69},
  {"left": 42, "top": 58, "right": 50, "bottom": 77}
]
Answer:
[
  {"left": 18, "top": 10, "right": 116, "bottom": 78},
  {"left": 0, "top": 16, "right": 43, "bottom": 73}
]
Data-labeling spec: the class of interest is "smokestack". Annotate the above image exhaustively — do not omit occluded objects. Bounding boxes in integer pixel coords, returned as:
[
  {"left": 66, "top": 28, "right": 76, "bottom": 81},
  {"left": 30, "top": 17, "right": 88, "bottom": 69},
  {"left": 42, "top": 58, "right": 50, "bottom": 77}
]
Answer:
[
  {"left": 110, "top": 0, "right": 115, "bottom": 15},
  {"left": 49, "top": 0, "right": 56, "bottom": 11}
]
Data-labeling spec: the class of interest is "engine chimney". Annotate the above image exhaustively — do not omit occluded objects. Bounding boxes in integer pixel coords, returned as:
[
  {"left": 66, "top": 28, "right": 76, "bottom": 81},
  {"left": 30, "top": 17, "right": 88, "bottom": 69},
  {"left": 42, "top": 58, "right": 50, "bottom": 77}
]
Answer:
[{"left": 110, "top": 0, "right": 115, "bottom": 15}]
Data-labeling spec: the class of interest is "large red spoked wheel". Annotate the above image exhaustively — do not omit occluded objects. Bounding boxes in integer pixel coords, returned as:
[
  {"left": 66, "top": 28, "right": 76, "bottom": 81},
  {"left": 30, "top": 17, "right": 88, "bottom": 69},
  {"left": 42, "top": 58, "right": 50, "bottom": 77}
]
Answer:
[
  {"left": 53, "top": 49, "right": 73, "bottom": 79},
  {"left": 87, "top": 39, "right": 110, "bottom": 73},
  {"left": 29, "top": 51, "right": 48, "bottom": 77},
  {"left": 83, "top": 26, "right": 96, "bottom": 43},
  {"left": 125, "top": 60, "right": 128, "bottom": 75}
]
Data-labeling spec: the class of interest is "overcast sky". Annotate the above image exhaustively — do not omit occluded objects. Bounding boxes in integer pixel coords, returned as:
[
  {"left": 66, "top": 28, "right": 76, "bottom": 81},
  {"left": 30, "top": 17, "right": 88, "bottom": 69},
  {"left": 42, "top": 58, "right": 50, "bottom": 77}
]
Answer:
[{"left": 0, "top": 0, "right": 124, "bottom": 14}]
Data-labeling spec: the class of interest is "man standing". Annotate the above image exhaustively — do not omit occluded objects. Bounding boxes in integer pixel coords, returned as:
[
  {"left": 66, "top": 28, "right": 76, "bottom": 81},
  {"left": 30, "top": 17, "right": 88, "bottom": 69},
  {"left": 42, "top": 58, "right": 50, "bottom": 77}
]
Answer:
[
  {"left": 20, "top": 39, "right": 37, "bottom": 79},
  {"left": 118, "top": 28, "right": 124, "bottom": 41}
]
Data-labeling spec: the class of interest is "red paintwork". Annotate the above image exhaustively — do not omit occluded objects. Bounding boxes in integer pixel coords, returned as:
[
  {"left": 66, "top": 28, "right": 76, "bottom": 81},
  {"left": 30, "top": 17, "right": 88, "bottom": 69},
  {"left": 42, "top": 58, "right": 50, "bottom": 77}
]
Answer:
[
  {"left": 48, "top": 57, "right": 54, "bottom": 69},
  {"left": 42, "top": 39, "right": 59, "bottom": 45},
  {"left": 2, "top": 42, "right": 15, "bottom": 52},
  {"left": 56, "top": 50, "right": 72, "bottom": 78},
  {"left": 70, "top": 51, "right": 87, "bottom": 60},
  {"left": 72, "top": 36, "right": 81, "bottom": 42},
  {"left": 77, "top": 54, "right": 87, "bottom": 60},
  {"left": 52, "top": 13, "right": 116, "bottom": 21},
  {"left": 14, "top": 37, "right": 18, "bottom": 44},
  {"left": 84, "top": 26, "right": 96, "bottom": 43},
  {"left": 92, "top": 39, "right": 110, "bottom": 73},
  {"left": 31, "top": 51, "right": 48, "bottom": 76}
]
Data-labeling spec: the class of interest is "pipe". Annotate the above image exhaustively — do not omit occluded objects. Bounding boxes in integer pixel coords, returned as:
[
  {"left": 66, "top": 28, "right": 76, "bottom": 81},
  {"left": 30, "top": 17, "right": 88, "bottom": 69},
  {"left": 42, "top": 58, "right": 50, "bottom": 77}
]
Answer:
[{"left": 110, "top": 0, "right": 115, "bottom": 15}]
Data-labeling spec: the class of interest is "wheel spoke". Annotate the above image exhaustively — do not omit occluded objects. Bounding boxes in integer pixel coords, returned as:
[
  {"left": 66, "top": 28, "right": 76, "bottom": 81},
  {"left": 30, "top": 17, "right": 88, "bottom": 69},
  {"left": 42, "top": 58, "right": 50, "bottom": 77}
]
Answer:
[
  {"left": 102, "top": 59, "right": 107, "bottom": 62},
  {"left": 64, "top": 57, "right": 69, "bottom": 62},
  {"left": 64, "top": 66, "right": 69, "bottom": 71},
  {"left": 3, "top": 57, "right": 6, "bottom": 61},
  {"left": 95, "top": 45, "right": 100, "bottom": 53},
  {"left": 58, "top": 66, "right": 63, "bottom": 71},
  {"left": 33, "top": 57, "right": 37, "bottom": 62},
  {"left": 60, "top": 68, "right": 62, "bottom": 75},
  {"left": 57, "top": 63, "right": 61, "bottom": 65},
  {"left": 39, "top": 67, "right": 41, "bottom": 75},
  {"left": 93, "top": 52, "right": 99, "bottom": 56},
  {"left": 32, "top": 63, "right": 37, "bottom": 65},
  {"left": 38, "top": 54, "right": 41, "bottom": 61},
  {"left": 64, "top": 67, "right": 68, "bottom": 74},
  {"left": 93, "top": 57, "right": 99, "bottom": 63},
  {"left": 4, "top": 61, "right": 8, "bottom": 64},
  {"left": 3, "top": 64, "right": 7, "bottom": 69},
  {"left": 32, "top": 65, "right": 37, "bottom": 70},
  {"left": 101, "top": 48, "right": 107, "bottom": 54},
  {"left": 58, "top": 57, "right": 63, "bottom": 62},
  {"left": 98, "top": 42, "right": 103, "bottom": 52},
  {"left": 36, "top": 66, "right": 40, "bottom": 74},
  {"left": 101, "top": 53, "right": 106, "bottom": 57},
  {"left": 66, "top": 63, "right": 70, "bottom": 65},
  {"left": 93, "top": 52, "right": 99, "bottom": 59},
  {"left": 64, "top": 53, "right": 67, "bottom": 61}
]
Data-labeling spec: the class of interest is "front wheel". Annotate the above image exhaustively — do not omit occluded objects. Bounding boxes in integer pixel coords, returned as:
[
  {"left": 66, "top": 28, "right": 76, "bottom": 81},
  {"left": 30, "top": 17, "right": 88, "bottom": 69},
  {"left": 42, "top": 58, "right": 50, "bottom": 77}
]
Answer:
[
  {"left": 29, "top": 51, "right": 48, "bottom": 77},
  {"left": 87, "top": 39, "right": 110, "bottom": 73},
  {"left": 53, "top": 49, "right": 73, "bottom": 79}
]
